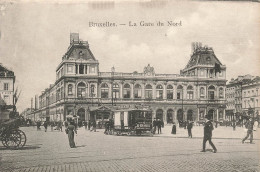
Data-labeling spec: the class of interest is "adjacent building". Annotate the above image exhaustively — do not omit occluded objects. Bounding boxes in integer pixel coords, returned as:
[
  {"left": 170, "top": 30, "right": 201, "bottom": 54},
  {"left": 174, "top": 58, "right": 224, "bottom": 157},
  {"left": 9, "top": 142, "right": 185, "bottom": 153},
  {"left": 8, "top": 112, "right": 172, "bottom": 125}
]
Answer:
[
  {"left": 0, "top": 63, "right": 15, "bottom": 120},
  {"left": 226, "top": 75, "right": 259, "bottom": 122},
  {"left": 29, "top": 34, "right": 226, "bottom": 125}
]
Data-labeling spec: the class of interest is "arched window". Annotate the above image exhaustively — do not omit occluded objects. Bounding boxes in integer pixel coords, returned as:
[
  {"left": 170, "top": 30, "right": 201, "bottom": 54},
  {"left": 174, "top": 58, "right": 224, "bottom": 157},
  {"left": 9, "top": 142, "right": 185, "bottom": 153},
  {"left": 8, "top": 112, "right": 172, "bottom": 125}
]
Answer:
[
  {"left": 134, "top": 84, "right": 142, "bottom": 98},
  {"left": 68, "top": 84, "right": 73, "bottom": 95},
  {"left": 200, "top": 87, "right": 205, "bottom": 98},
  {"left": 167, "top": 85, "right": 173, "bottom": 99},
  {"left": 123, "top": 84, "right": 131, "bottom": 98},
  {"left": 156, "top": 84, "right": 163, "bottom": 99},
  {"left": 219, "top": 87, "right": 224, "bottom": 98},
  {"left": 77, "top": 82, "right": 87, "bottom": 98},
  {"left": 177, "top": 85, "right": 183, "bottom": 100},
  {"left": 187, "top": 85, "right": 193, "bottom": 100},
  {"left": 208, "top": 85, "right": 215, "bottom": 100},
  {"left": 145, "top": 84, "right": 153, "bottom": 99},
  {"left": 101, "top": 83, "right": 109, "bottom": 98},
  {"left": 112, "top": 83, "right": 120, "bottom": 99}
]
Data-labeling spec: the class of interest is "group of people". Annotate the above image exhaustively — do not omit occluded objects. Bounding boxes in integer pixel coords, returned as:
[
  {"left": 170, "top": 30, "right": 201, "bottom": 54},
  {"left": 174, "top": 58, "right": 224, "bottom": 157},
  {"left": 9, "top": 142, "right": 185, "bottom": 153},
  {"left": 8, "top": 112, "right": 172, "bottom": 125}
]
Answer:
[
  {"left": 36, "top": 120, "right": 63, "bottom": 132},
  {"left": 171, "top": 120, "right": 193, "bottom": 138},
  {"left": 152, "top": 119, "right": 164, "bottom": 134}
]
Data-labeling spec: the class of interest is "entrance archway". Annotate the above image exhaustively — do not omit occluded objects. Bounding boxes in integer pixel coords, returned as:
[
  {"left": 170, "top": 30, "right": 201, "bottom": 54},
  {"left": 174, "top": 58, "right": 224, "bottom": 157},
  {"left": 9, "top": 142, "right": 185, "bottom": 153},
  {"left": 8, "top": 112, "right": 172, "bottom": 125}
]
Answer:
[
  {"left": 208, "top": 109, "right": 214, "bottom": 120},
  {"left": 177, "top": 109, "right": 183, "bottom": 122},
  {"left": 167, "top": 109, "right": 174, "bottom": 124},
  {"left": 156, "top": 109, "right": 163, "bottom": 122},
  {"left": 77, "top": 108, "right": 85, "bottom": 121},
  {"left": 187, "top": 110, "right": 193, "bottom": 121}
]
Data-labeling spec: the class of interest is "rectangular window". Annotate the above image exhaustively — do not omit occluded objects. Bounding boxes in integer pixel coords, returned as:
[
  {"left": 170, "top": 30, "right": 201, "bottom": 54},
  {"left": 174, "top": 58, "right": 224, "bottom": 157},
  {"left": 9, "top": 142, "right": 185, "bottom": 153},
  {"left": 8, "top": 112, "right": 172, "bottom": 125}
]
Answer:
[
  {"left": 4, "top": 95, "right": 9, "bottom": 104},
  {"left": 145, "top": 90, "right": 152, "bottom": 99},
  {"left": 90, "top": 66, "right": 95, "bottom": 73},
  {"left": 134, "top": 90, "right": 141, "bottom": 98},
  {"left": 200, "top": 70, "right": 204, "bottom": 76},
  {"left": 101, "top": 89, "right": 108, "bottom": 98},
  {"left": 187, "top": 91, "right": 193, "bottom": 100},
  {"left": 4, "top": 83, "right": 8, "bottom": 91},
  {"left": 167, "top": 90, "right": 173, "bottom": 99},
  {"left": 156, "top": 90, "right": 163, "bottom": 99},
  {"left": 177, "top": 92, "right": 181, "bottom": 99},
  {"left": 67, "top": 65, "right": 73, "bottom": 73},
  {"left": 123, "top": 90, "right": 130, "bottom": 98}
]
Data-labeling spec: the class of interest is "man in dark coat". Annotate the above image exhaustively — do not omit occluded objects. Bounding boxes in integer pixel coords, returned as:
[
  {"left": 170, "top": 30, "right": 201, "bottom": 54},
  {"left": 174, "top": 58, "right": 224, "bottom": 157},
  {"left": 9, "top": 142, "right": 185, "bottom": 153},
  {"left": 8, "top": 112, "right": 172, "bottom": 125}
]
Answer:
[
  {"left": 187, "top": 120, "right": 193, "bottom": 138},
  {"left": 242, "top": 118, "right": 254, "bottom": 144},
  {"left": 201, "top": 115, "right": 217, "bottom": 153},
  {"left": 157, "top": 119, "right": 162, "bottom": 134}
]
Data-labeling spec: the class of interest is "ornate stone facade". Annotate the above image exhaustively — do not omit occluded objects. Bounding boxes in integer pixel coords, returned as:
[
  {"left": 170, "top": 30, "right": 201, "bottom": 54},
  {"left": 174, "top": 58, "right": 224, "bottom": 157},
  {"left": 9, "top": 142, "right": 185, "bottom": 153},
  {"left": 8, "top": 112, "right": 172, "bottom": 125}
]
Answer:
[{"left": 32, "top": 36, "right": 226, "bottom": 124}]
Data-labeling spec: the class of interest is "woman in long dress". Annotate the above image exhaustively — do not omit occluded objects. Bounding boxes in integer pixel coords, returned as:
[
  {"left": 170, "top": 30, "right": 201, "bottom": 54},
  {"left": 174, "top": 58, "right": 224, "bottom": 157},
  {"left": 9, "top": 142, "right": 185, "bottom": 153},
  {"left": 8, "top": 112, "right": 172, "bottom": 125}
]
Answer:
[
  {"left": 67, "top": 121, "right": 77, "bottom": 148},
  {"left": 171, "top": 122, "right": 176, "bottom": 134}
]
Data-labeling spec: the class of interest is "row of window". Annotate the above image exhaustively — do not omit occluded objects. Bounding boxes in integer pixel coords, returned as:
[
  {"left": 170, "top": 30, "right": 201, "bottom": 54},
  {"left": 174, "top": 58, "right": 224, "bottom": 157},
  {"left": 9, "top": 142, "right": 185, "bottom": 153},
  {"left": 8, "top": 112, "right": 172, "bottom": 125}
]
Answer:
[
  {"left": 243, "top": 89, "right": 259, "bottom": 97},
  {"left": 66, "top": 82, "right": 224, "bottom": 100}
]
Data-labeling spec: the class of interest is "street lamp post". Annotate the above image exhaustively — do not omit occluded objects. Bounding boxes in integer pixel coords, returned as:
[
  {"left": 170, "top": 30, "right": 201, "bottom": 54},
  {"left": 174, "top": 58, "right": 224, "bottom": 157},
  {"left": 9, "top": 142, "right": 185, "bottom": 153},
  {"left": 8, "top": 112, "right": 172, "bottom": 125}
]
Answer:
[
  {"left": 182, "top": 88, "right": 184, "bottom": 122},
  {"left": 111, "top": 66, "right": 115, "bottom": 106}
]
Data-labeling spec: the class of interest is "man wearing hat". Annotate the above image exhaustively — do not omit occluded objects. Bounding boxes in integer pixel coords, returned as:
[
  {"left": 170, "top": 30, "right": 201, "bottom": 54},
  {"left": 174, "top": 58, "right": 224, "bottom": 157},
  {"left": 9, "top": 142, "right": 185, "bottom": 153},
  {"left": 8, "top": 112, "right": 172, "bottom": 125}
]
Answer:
[
  {"left": 242, "top": 118, "right": 254, "bottom": 144},
  {"left": 201, "top": 115, "right": 217, "bottom": 153}
]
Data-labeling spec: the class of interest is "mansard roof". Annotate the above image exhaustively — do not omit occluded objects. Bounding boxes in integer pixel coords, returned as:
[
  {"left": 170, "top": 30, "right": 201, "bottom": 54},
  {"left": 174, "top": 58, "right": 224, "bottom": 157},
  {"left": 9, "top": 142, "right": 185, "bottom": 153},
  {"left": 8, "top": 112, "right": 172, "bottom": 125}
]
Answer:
[
  {"left": 184, "top": 43, "right": 223, "bottom": 70},
  {"left": 63, "top": 41, "right": 97, "bottom": 61}
]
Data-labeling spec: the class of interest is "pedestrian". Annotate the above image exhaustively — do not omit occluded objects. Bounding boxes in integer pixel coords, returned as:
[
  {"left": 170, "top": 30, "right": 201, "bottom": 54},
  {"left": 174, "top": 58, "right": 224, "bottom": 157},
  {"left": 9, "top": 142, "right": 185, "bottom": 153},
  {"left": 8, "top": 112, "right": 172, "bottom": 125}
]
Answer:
[
  {"left": 242, "top": 118, "right": 254, "bottom": 144},
  {"left": 184, "top": 121, "right": 187, "bottom": 129},
  {"left": 233, "top": 120, "right": 236, "bottom": 131},
  {"left": 187, "top": 120, "right": 193, "bottom": 138},
  {"left": 66, "top": 121, "right": 77, "bottom": 148},
  {"left": 43, "top": 121, "right": 48, "bottom": 132},
  {"left": 84, "top": 121, "right": 88, "bottom": 130},
  {"left": 37, "top": 120, "right": 41, "bottom": 130},
  {"left": 201, "top": 115, "right": 217, "bottom": 153},
  {"left": 152, "top": 119, "right": 157, "bottom": 134},
  {"left": 59, "top": 120, "right": 63, "bottom": 132},
  {"left": 51, "top": 122, "right": 54, "bottom": 131},
  {"left": 171, "top": 122, "right": 176, "bottom": 134},
  {"left": 93, "top": 120, "right": 96, "bottom": 132},
  {"left": 157, "top": 119, "right": 162, "bottom": 134},
  {"left": 88, "top": 120, "right": 91, "bottom": 130},
  {"left": 253, "top": 119, "right": 258, "bottom": 131}
]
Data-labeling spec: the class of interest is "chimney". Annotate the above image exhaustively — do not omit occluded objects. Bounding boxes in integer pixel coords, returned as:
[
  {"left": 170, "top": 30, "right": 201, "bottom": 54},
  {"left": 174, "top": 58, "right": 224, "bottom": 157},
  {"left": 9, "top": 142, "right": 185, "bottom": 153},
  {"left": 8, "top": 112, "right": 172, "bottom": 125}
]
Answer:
[{"left": 70, "top": 33, "right": 79, "bottom": 44}]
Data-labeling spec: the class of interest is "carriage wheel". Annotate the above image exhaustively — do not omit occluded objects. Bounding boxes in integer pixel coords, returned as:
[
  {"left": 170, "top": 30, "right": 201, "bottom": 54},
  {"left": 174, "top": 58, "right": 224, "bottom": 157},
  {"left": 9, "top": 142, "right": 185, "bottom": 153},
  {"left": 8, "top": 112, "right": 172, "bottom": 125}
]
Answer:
[
  {"left": 16, "top": 129, "right": 26, "bottom": 148},
  {"left": 3, "top": 129, "right": 21, "bottom": 149}
]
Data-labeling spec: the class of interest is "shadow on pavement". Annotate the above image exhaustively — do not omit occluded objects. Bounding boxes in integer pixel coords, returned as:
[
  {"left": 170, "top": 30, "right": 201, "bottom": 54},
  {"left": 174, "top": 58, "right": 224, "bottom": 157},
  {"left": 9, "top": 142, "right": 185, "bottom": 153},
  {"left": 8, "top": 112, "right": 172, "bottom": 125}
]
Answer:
[
  {"left": 0, "top": 145, "right": 41, "bottom": 150},
  {"left": 76, "top": 145, "right": 87, "bottom": 148}
]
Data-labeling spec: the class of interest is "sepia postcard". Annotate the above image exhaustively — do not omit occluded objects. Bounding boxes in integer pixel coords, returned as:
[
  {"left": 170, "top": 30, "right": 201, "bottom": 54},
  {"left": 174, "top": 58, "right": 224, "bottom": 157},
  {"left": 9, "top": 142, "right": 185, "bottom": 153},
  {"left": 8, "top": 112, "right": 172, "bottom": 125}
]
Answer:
[{"left": 0, "top": 0, "right": 259, "bottom": 171}]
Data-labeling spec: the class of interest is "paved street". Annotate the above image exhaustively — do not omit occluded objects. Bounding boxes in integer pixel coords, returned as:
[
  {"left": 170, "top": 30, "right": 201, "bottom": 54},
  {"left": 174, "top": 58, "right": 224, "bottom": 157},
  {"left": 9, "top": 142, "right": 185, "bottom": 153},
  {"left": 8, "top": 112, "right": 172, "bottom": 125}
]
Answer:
[{"left": 0, "top": 125, "right": 259, "bottom": 172}]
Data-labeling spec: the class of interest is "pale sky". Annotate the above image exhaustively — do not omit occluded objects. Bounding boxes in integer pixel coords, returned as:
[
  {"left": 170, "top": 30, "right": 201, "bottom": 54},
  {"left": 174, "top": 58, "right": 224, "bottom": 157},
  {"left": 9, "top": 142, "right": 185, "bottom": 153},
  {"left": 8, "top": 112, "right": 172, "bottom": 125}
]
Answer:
[{"left": 0, "top": 1, "right": 259, "bottom": 112}]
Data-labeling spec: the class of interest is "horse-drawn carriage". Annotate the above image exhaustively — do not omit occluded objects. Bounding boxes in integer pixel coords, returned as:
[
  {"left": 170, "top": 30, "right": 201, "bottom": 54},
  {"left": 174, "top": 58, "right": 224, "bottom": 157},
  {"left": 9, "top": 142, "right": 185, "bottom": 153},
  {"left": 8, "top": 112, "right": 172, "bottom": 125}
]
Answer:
[
  {"left": 113, "top": 108, "right": 153, "bottom": 136},
  {"left": 0, "top": 105, "right": 26, "bottom": 149}
]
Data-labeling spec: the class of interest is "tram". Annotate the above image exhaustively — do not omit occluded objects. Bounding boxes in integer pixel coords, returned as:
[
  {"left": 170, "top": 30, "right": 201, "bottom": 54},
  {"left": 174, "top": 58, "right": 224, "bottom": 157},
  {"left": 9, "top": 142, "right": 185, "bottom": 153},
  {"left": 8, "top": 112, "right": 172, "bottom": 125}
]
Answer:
[{"left": 113, "top": 108, "right": 153, "bottom": 136}]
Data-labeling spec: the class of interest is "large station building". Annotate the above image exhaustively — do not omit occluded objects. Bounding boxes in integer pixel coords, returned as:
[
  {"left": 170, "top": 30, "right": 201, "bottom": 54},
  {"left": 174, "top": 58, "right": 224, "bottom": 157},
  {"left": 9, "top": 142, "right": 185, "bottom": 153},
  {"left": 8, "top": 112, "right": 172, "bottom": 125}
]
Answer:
[{"left": 32, "top": 33, "right": 226, "bottom": 125}]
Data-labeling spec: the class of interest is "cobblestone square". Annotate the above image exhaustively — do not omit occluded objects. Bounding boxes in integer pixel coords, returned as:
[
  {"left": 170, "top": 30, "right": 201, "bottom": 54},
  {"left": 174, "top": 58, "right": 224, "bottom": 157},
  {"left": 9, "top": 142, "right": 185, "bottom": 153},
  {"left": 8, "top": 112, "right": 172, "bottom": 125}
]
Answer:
[{"left": 0, "top": 125, "right": 259, "bottom": 172}]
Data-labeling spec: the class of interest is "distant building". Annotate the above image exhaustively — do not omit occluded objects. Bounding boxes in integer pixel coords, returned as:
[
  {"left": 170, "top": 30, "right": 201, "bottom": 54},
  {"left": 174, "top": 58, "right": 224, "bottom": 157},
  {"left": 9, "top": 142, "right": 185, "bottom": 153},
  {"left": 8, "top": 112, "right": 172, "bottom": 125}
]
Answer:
[
  {"left": 242, "top": 76, "right": 260, "bottom": 118},
  {"left": 226, "top": 75, "right": 259, "bottom": 121},
  {"left": 0, "top": 63, "right": 15, "bottom": 120},
  {"left": 32, "top": 34, "right": 226, "bottom": 125}
]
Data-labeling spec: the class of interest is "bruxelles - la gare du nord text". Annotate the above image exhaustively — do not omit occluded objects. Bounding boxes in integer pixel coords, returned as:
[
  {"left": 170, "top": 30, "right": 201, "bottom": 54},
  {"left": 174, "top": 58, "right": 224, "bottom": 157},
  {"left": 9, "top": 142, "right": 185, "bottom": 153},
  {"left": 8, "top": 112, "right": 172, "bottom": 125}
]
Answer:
[{"left": 88, "top": 21, "right": 182, "bottom": 27}]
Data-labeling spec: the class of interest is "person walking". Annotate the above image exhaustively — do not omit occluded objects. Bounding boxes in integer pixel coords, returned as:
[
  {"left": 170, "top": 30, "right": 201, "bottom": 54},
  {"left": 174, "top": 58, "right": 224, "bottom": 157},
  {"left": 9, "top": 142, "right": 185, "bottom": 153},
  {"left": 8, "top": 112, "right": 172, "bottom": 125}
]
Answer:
[
  {"left": 152, "top": 119, "right": 157, "bottom": 134},
  {"left": 201, "top": 115, "right": 217, "bottom": 153},
  {"left": 242, "top": 118, "right": 254, "bottom": 144},
  {"left": 233, "top": 120, "right": 236, "bottom": 131},
  {"left": 66, "top": 121, "right": 77, "bottom": 148},
  {"left": 157, "top": 119, "right": 162, "bottom": 134},
  {"left": 43, "top": 121, "right": 48, "bottom": 132},
  {"left": 171, "top": 122, "right": 176, "bottom": 134},
  {"left": 187, "top": 120, "right": 193, "bottom": 138}
]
